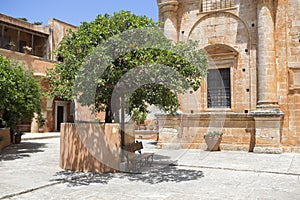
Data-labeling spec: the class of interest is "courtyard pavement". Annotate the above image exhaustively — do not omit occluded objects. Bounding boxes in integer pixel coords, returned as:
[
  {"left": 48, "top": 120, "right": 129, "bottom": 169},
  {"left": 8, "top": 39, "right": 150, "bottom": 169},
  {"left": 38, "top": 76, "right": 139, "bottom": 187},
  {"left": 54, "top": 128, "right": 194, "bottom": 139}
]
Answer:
[{"left": 0, "top": 133, "right": 299, "bottom": 199}]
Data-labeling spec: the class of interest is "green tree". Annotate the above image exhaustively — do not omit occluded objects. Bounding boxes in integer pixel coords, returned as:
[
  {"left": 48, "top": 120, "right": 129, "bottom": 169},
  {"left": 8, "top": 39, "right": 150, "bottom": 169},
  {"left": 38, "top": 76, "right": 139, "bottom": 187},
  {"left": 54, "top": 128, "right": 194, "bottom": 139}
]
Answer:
[
  {"left": 47, "top": 11, "right": 208, "bottom": 123},
  {"left": 0, "top": 54, "right": 42, "bottom": 134}
]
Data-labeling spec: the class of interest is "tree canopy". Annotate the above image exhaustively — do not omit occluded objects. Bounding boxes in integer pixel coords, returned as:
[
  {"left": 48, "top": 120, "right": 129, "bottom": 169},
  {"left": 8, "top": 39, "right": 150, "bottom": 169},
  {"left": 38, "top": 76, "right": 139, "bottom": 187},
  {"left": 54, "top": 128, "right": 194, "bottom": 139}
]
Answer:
[
  {"left": 0, "top": 54, "right": 42, "bottom": 132},
  {"left": 47, "top": 11, "right": 208, "bottom": 122}
]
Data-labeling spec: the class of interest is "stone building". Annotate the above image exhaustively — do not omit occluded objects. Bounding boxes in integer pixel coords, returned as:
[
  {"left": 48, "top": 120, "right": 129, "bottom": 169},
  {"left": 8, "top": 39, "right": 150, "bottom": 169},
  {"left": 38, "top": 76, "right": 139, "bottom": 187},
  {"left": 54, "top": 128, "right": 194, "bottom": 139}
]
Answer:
[
  {"left": 0, "top": 13, "right": 76, "bottom": 132},
  {"left": 157, "top": 0, "right": 300, "bottom": 153}
]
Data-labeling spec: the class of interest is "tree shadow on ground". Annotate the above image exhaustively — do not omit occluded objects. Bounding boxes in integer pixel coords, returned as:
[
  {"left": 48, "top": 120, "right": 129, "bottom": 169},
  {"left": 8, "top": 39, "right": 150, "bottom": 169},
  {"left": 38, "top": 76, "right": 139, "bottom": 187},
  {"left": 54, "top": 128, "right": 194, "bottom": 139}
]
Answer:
[
  {"left": 0, "top": 142, "right": 46, "bottom": 161},
  {"left": 121, "top": 165, "right": 204, "bottom": 184},
  {"left": 52, "top": 170, "right": 115, "bottom": 187},
  {"left": 53, "top": 154, "right": 204, "bottom": 186}
]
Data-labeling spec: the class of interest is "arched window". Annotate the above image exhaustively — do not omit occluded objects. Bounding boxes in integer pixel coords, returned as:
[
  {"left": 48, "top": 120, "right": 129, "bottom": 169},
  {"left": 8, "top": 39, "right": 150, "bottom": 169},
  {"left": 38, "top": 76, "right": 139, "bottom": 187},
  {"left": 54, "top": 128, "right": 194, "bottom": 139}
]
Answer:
[{"left": 205, "top": 44, "right": 237, "bottom": 109}]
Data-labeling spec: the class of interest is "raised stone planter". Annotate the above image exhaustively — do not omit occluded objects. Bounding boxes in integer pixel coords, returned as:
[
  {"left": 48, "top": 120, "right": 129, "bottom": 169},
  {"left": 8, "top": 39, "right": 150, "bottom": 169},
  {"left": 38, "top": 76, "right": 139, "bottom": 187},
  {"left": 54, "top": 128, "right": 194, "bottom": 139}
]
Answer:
[
  {"left": 0, "top": 128, "right": 11, "bottom": 150},
  {"left": 156, "top": 113, "right": 255, "bottom": 151},
  {"left": 60, "top": 123, "right": 134, "bottom": 172}
]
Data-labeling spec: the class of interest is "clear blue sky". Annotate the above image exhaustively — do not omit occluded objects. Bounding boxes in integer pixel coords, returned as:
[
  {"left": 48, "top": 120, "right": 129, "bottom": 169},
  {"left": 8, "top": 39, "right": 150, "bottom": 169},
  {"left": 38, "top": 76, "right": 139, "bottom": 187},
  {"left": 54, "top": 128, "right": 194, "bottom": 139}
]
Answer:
[{"left": 0, "top": 0, "right": 159, "bottom": 26}]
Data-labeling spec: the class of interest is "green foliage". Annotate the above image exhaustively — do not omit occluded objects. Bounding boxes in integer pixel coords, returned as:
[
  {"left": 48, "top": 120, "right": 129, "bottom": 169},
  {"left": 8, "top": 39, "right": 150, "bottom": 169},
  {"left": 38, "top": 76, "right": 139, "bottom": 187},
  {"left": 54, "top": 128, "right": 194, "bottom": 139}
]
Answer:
[
  {"left": 18, "top": 17, "right": 28, "bottom": 22},
  {"left": 8, "top": 41, "right": 15, "bottom": 47},
  {"left": 0, "top": 54, "right": 42, "bottom": 133},
  {"left": 205, "top": 131, "right": 223, "bottom": 136},
  {"left": 131, "top": 108, "right": 147, "bottom": 124},
  {"left": 48, "top": 11, "right": 157, "bottom": 100},
  {"left": 33, "top": 22, "right": 43, "bottom": 25},
  {"left": 47, "top": 11, "right": 208, "bottom": 122}
]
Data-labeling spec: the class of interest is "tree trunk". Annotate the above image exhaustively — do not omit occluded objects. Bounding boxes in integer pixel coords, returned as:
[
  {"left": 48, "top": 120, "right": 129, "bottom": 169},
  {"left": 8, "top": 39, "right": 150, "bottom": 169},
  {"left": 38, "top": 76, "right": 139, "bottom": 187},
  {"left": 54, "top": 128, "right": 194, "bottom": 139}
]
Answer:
[{"left": 105, "top": 105, "right": 113, "bottom": 123}]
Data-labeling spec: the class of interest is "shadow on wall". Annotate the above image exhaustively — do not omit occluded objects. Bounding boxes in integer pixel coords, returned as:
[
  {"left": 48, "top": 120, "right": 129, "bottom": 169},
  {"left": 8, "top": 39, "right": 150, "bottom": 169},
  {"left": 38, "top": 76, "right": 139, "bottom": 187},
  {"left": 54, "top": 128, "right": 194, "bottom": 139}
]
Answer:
[{"left": 0, "top": 142, "right": 46, "bottom": 161}]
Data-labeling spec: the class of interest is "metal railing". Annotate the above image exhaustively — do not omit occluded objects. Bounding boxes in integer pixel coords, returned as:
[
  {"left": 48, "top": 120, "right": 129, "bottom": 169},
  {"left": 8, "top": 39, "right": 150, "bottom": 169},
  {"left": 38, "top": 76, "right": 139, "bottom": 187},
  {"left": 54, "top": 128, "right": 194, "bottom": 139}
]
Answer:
[{"left": 200, "top": 0, "right": 235, "bottom": 12}]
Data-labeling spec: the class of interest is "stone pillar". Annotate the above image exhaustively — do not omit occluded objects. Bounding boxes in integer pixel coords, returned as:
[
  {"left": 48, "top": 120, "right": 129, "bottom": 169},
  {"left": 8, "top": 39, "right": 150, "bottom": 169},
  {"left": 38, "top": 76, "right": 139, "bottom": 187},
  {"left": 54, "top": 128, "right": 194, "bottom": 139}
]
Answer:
[
  {"left": 157, "top": 0, "right": 179, "bottom": 41},
  {"left": 256, "top": 0, "right": 277, "bottom": 108},
  {"left": 252, "top": 0, "right": 283, "bottom": 153}
]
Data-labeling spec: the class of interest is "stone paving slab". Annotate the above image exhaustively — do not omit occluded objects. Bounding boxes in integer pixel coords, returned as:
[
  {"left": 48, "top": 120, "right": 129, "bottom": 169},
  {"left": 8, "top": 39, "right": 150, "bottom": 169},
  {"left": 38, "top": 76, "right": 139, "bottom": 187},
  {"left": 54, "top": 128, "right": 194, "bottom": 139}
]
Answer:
[
  {"left": 143, "top": 140, "right": 300, "bottom": 175},
  {"left": 0, "top": 138, "right": 61, "bottom": 198},
  {"left": 0, "top": 138, "right": 300, "bottom": 199},
  {"left": 5, "top": 167, "right": 300, "bottom": 200}
]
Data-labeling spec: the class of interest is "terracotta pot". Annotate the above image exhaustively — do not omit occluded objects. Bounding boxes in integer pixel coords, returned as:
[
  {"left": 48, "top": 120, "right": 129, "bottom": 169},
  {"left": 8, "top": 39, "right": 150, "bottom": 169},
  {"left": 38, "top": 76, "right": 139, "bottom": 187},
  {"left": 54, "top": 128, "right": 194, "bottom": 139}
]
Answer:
[{"left": 204, "top": 135, "right": 222, "bottom": 151}]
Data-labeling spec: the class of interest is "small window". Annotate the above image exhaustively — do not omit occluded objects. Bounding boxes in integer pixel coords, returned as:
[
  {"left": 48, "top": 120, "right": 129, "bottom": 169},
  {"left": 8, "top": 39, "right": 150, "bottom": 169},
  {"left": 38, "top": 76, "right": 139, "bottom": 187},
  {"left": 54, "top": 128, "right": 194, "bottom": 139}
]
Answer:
[
  {"left": 207, "top": 68, "right": 231, "bottom": 108},
  {"left": 200, "top": 0, "right": 235, "bottom": 12}
]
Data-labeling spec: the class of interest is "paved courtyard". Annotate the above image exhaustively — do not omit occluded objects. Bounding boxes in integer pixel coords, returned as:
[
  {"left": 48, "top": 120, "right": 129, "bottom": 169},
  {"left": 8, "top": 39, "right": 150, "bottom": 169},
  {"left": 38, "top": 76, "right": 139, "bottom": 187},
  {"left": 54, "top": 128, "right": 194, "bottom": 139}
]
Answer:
[{"left": 0, "top": 134, "right": 300, "bottom": 199}]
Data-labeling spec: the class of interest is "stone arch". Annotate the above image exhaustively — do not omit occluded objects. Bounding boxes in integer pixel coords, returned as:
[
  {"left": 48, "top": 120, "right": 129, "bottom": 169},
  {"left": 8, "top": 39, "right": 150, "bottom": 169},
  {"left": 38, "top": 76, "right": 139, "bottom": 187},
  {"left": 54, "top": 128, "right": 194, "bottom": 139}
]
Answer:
[
  {"left": 202, "top": 43, "right": 238, "bottom": 109},
  {"left": 187, "top": 11, "right": 254, "bottom": 111},
  {"left": 204, "top": 43, "right": 239, "bottom": 57},
  {"left": 187, "top": 11, "right": 251, "bottom": 50}
]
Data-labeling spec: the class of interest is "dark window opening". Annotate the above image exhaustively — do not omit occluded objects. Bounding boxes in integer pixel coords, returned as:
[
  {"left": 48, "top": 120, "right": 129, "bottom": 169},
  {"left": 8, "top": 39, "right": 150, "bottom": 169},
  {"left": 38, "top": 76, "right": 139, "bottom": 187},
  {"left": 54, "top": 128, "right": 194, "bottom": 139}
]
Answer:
[{"left": 207, "top": 68, "right": 231, "bottom": 108}]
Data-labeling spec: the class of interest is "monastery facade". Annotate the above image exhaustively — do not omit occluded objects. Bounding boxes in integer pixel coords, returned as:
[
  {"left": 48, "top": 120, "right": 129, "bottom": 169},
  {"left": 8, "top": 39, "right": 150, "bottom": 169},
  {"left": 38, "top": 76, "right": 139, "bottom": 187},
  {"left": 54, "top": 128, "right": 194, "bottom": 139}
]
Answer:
[{"left": 157, "top": 0, "right": 300, "bottom": 153}]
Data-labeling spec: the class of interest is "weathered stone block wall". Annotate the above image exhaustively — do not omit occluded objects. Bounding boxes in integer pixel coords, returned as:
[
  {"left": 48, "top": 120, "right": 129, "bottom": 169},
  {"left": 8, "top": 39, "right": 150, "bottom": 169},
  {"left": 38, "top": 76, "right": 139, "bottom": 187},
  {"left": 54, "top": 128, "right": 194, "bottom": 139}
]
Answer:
[
  {"left": 60, "top": 123, "right": 135, "bottom": 172},
  {"left": 0, "top": 128, "right": 10, "bottom": 150},
  {"left": 276, "top": 0, "right": 300, "bottom": 152},
  {"left": 157, "top": 114, "right": 255, "bottom": 151}
]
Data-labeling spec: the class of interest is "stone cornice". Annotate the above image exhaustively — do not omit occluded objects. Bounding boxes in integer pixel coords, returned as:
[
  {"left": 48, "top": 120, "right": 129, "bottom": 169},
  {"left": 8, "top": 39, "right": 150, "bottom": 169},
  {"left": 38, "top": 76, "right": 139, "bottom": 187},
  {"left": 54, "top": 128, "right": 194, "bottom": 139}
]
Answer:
[{"left": 158, "top": 1, "right": 179, "bottom": 13}]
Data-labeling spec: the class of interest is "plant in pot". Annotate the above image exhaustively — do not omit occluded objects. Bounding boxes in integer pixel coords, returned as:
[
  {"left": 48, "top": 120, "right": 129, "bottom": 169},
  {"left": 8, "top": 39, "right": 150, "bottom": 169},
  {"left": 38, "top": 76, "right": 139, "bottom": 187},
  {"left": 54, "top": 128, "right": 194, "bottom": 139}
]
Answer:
[
  {"left": 131, "top": 108, "right": 147, "bottom": 130},
  {"left": 204, "top": 131, "right": 223, "bottom": 151},
  {"left": 6, "top": 41, "right": 16, "bottom": 50}
]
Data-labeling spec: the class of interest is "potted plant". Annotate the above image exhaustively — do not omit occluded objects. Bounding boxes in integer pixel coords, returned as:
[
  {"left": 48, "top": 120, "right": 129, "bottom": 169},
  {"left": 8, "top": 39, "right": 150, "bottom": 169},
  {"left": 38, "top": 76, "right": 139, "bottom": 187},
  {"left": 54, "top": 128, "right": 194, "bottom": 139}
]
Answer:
[
  {"left": 131, "top": 108, "right": 147, "bottom": 130},
  {"left": 204, "top": 131, "right": 223, "bottom": 151},
  {"left": 6, "top": 41, "right": 15, "bottom": 50},
  {"left": 23, "top": 46, "right": 32, "bottom": 54}
]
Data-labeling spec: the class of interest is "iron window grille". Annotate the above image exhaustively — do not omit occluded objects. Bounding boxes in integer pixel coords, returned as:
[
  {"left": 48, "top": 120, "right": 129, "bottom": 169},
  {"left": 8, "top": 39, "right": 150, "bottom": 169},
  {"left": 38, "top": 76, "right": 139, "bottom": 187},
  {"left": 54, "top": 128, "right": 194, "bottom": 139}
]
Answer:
[
  {"left": 207, "top": 68, "right": 231, "bottom": 108},
  {"left": 200, "top": 0, "right": 235, "bottom": 12}
]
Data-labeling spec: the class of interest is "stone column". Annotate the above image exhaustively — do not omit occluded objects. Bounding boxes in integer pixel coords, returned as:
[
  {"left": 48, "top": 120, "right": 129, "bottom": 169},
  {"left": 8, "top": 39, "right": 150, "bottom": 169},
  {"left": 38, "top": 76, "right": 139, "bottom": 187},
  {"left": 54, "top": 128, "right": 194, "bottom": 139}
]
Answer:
[
  {"left": 157, "top": 0, "right": 179, "bottom": 41},
  {"left": 256, "top": 0, "right": 277, "bottom": 108},
  {"left": 252, "top": 0, "right": 283, "bottom": 153}
]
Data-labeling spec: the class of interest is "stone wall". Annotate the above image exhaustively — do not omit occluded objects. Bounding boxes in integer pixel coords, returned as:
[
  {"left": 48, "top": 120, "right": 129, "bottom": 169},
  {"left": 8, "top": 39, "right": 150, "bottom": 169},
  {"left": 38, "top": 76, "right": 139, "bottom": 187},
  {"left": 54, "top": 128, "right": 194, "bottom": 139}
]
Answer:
[
  {"left": 157, "top": 0, "right": 300, "bottom": 152},
  {"left": 0, "top": 128, "right": 10, "bottom": 150},
  {"left": 281, "top": 0, "right": 300, "bottom": 152},
  {"left": 157, "top": 114, "right": 255, "bottom": 151},
  {"left": 60, "top": 123, "right": 135, "bottom": 172}
]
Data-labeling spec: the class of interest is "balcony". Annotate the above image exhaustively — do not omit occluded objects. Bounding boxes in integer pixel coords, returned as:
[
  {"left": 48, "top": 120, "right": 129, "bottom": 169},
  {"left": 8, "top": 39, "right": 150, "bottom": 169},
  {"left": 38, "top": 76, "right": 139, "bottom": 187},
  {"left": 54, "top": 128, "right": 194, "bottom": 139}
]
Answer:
[{"left": 0, "top": 14, "right": 50, "bottom": 59}]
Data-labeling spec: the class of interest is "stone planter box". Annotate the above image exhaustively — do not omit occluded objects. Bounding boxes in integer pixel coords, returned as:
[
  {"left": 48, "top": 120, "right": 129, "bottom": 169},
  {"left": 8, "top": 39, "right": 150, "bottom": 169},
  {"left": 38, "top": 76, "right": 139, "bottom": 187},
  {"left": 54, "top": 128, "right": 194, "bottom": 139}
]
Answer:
[
  {"left": 204, "top": 135, "right": 222, "bottom": 151},
  {"left": 60, "top": 123, "right": 135, "bottom": 172},
  {"left": 0, "top": 128, "right": 11, "bottom": 150}
]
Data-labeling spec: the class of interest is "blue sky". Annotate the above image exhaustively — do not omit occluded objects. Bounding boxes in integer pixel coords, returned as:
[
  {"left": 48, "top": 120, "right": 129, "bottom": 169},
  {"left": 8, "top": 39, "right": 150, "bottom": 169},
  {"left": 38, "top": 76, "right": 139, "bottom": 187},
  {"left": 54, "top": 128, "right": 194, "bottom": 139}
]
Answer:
[{"left": 0, "top": 0, "right": 159, "bottom": 26}]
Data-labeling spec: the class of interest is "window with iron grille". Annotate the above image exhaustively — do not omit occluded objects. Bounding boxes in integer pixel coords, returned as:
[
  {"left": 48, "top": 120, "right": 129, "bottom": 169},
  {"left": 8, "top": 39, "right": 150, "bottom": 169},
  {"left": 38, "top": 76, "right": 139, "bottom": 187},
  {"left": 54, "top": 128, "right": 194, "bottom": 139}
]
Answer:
[
  {"left": 207, "top": 68, "right": 231, "bottom": 108},
  {"left": 200, "top": 0, "right": 235, "bottom": 12}
]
